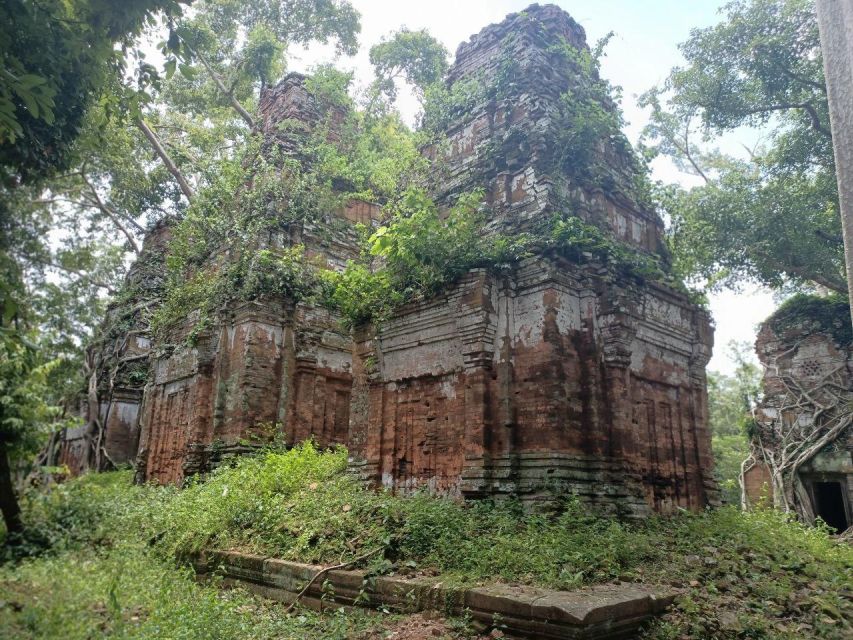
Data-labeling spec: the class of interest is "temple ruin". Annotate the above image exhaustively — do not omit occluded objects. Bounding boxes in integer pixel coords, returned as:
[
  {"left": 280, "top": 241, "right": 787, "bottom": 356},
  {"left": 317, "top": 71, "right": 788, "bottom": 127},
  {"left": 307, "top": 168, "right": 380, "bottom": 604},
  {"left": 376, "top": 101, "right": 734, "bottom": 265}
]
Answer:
[
  {"left": 745, "top": 296, "right": 852, "bottom": 532},
  {"left": 51, "top": 4, "right": 719, "bottom": 516}
]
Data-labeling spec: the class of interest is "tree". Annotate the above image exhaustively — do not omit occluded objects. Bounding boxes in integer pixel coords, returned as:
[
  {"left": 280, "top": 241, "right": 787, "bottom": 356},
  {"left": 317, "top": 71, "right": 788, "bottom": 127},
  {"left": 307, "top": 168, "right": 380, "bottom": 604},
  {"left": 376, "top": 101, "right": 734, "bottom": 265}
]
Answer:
[
  {"left": 368, "top": 28, "right": 449, "bottom": 103},
  {"left": 0, "top": 249, "right": 62, "bottom": 537},
  {"left": 816, "top": 0, "right": 853, "bottom": 326},
  {"left": 1, "top": 0, "right": 192, "bottom": 542},
  {"left": 642, "top": 0, "right": 845, "bottom": 295},
  {"left": 0, "top": 0, "right": 191, "bottom": 184},
  {"left": 706, "top": 342, "right": 763, "bottom": 504},
  {"left": 112, "top": 0, "right": 362, "bottom": 202}
]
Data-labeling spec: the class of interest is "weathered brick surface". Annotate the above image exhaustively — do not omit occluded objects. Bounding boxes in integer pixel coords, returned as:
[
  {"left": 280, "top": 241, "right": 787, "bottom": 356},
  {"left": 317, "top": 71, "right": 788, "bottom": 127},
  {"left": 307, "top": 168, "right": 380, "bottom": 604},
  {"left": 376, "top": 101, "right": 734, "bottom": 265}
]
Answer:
[
  {"left": 748, "top": 312, "right": 852, "bottom": 518},
  {"left": 348, "top": 5, "right": 717, "bottom": 515},
  {"left": 134, "top": 75, "right": 367, "bottom": 484},
  {"left": 425, "top": 4, "right": 664, "bottom": 255},
  {"left": 349, "top": 262, "right": 716, "bottom": 515},
  {"left": 60, "top": 6, "right": 718, "bottom": 516},
  {"left": 50, "top": 220, "right": 171, "bottom": 474}
]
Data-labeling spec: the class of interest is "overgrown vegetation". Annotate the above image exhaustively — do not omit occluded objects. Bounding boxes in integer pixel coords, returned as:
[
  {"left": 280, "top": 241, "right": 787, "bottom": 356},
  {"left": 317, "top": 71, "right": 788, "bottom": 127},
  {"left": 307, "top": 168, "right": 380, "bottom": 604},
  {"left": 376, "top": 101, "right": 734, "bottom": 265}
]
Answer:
[
  {"left": 767, "top": 293, "right": 852, "bottom": 346},
  {"left": 323, "top": 189, "right": 528, "bottom": 327},
  {"left": 643, "top": 0, "right": 845, "bottom": 296},
  {"left": 2, "top": 446, "right": 850, "bottom": 639},
  {"left": 706, "top": 342, "right": 763, "bottom": 505},
  {"left": 743, "top": 292, "right": 852, "bottom": 522},
  {"left": 149, "top": 63, "right": 436, "bottom": 341},
  {"left": 323, "top": 195, "right": 697, "bottom": 329}
]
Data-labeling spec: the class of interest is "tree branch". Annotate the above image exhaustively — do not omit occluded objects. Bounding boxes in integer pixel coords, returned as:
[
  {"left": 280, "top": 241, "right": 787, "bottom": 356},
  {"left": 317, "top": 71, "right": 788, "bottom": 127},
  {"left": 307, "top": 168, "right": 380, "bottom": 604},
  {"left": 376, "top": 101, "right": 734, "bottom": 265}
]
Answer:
[
  {"left": 680, "top": 116, "right": 710, "bottom": 184},
  {"left": 732, "top": 102, "right": 831, "bottom": 138},
  {"left": 32, "top": 258, "right": 118, "bottom": 294},
  {"left": 281, "top": 546, "right": 383, "bottom": 614},
  {"left": 136, "top": 118, "right": 195, "bottom": 201},
  {"left": 783, "top": 263, "right": 847, "bottom": 294},
  {"left": 180, "top": 38, "right": 255, "bottom": 129},
  {"left": 775, "top": 62, "right": 828, "bottom": 94},
  {"left": 79, "top": 167, "right": 141, "bottom": 254}
]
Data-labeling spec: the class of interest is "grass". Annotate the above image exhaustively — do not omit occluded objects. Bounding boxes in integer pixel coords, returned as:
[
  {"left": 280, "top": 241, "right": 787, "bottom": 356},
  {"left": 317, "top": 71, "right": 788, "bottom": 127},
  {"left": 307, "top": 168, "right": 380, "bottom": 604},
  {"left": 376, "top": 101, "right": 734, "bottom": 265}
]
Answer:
[{"left": 2, "top": 442, "right": 852, "bottom": 639}]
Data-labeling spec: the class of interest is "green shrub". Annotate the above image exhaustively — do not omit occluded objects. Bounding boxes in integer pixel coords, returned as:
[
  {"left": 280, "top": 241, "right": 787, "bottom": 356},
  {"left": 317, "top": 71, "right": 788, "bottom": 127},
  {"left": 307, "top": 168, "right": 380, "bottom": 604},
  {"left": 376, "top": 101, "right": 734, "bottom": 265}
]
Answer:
[
  {"left": 324, "top": 188, "right": 529, "bottom": 327},
  {"left": 4, "top": 447, "right": 851, "bottom": 639},
  {"left": 768, "top": 293, "right": 852, "bottom": 346},
  {"left": 712, "top": 433, "right": 750, "bottom": 505}
]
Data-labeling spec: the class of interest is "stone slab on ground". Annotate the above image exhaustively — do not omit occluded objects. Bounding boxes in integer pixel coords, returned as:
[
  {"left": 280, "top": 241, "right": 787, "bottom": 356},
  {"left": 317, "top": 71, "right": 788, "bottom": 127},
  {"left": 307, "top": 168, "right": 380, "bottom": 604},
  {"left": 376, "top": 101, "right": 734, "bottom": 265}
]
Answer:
[{"left": 195, "top": 550, "right": 674, "bottom": 639}]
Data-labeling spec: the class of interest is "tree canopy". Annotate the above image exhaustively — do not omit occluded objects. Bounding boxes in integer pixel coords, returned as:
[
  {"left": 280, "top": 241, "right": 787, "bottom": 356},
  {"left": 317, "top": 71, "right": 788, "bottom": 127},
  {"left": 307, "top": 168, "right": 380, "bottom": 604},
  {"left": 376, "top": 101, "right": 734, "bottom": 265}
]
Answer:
[
  {"left": 0, "top": 0, "right": 191, "bottom": 184},
  {"left": 643, "top": 0, "right": 845, "bottom": 295}
]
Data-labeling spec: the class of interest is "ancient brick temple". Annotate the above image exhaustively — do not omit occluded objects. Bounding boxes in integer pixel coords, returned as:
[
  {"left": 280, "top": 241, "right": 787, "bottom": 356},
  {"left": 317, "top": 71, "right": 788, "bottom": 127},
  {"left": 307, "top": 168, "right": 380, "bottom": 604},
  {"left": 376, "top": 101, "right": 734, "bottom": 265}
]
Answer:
[
  {"left": 745, "top": 300, "right": 852, "bottom": 532},
  {"left": 346, "top": 5, "right": 717, "bottom": 515},
  {"left": 133, "top": 75, "right": 380, "bottom": 484},
  {"left": 52, "top": 4, "right": 718, "bottom": 515},
  {"left": 43, "top": 220, "right": 171, "bottom": 476}
]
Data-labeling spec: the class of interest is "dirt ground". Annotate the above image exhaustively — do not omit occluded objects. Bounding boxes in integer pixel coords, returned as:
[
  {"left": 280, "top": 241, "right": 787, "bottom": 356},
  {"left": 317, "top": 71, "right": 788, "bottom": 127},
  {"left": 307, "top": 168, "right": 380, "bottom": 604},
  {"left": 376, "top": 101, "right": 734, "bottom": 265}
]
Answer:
[{"left": 358, "top": 611, "right": 505, "bottom": 639}]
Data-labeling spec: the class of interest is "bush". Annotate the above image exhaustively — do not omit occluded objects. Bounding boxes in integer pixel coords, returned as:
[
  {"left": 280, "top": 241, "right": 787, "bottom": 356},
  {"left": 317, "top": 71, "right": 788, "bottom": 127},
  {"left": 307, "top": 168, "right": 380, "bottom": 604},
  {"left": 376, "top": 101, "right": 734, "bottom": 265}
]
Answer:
[
  {"left": 4, "top": 446, "right": 851, "bottom": 639},
  {"left": 324, "top": 188, "right": 529, "bottom": 327}
]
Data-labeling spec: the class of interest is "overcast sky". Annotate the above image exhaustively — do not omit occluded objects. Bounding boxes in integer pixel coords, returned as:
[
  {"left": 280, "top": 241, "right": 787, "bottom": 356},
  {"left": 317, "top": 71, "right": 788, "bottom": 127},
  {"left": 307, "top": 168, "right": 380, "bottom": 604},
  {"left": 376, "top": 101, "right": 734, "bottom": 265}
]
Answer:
[{"left": 286, "top": 0, "right": 778, "bottom": 375}]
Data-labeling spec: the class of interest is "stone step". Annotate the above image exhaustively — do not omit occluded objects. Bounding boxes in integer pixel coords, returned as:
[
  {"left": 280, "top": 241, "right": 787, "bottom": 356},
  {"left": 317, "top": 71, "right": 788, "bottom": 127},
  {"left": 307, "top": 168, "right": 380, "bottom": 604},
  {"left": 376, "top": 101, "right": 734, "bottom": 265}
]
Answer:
[{"left": 194, "top": 550, "right": 674, "bottom": 639}]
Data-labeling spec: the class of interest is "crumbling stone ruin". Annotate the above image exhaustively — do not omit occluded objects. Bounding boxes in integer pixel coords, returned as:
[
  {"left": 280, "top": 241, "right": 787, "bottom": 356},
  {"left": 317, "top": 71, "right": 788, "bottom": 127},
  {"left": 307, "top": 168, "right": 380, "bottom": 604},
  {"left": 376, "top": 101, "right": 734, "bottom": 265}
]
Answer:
[
  {"left": 745, "top": 296, "right": 852, "bottom": 532},
  {"left": 51, "top": 4, "right": 719, "bottom": 516},
  {"left": 41, "top": 221, "right": 171, "bottom": 476},
  {"left": 347, "top": 5, "right": 716, "bottom": 515},
  {"left": 135, "top": 75, "right": 379, "bottom": 485}
]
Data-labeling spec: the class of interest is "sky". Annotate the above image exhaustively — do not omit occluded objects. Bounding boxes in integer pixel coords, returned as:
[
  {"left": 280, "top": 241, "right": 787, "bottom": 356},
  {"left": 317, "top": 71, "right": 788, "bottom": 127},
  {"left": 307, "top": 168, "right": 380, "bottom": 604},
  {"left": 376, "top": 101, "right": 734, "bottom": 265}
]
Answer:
[{"left": 285, "top": 0, "right": 779, "bottom": 375}]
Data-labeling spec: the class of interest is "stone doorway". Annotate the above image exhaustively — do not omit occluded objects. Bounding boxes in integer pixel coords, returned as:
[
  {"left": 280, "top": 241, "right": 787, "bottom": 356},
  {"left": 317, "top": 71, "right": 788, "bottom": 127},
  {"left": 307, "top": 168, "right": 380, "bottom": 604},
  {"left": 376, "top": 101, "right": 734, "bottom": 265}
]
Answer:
[{"left": 811, "top": 480, "right": 849, "bottom": 533}]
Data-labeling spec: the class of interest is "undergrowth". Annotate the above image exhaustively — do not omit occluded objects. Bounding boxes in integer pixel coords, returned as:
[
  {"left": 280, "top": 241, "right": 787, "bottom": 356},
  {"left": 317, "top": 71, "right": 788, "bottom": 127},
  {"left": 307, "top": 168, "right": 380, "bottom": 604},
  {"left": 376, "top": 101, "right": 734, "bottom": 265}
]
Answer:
[{"left": 2, "top": 444, "right": 851, "bottom": 639}]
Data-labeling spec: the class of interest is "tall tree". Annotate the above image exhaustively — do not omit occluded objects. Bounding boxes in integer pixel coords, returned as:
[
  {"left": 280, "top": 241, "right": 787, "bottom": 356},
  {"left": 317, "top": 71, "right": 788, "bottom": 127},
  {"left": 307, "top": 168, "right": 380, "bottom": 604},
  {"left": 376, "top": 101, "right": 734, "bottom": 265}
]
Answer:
[
  {"left": 816, "top": 0, "right": 853, "bottom": 324},
  {"left": 642, "top": 0, "right": 845, "bottom": 295},
  {"left": 0, "top": 0, "right": 191, "bottom": 542},
  {"left": 368, "top": 28, "right": 449, "bottom": 103}
]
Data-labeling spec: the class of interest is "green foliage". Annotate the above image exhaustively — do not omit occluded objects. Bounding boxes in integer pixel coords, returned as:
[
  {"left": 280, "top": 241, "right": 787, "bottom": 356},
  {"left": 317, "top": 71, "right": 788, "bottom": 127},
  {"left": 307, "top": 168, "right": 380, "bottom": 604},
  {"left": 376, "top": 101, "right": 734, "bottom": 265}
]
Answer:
[
  {"left": 0, "top": 474, "right": 388, "bottom": 639},
  {"left": 306, "top": 66, "right": 429, "bottom": 201},
  {"left": 420, "top": 26, "right": 652, "bottom": 203},
  {"left": 369, "top": 28, "right": 449, "bottom": 101},
  {"left": 712, "top": 434, "right": 750, "bottom": 506},
  {"left": 1, "top": 549, "right": 386, "bottom": 640},
  {"left": 547, "top": 33, "right": 651, "bottom": 202},
  {"left": 151, "top": 245, "right": 317, "bottom": 341},
  {"left": 160, "top": 0, "right": 362, "bottom": 121},
  {"left": 707, "top": 342, "right": 763, "bottom": 439},
  {"left": 705, "top": 342, "right": 761, "bottom": 505},
  {"left": 421, "top": 76, "right": 488, "bottom": 134},
  {"left": 0, "top": 328, "right": 63, "bottom": 459},
  {"left": 643, "top": 0, "right": 844, "bottom": 295},
  {"left": 324, "top": 189, "right": 528, "bottom": 327},
  {"left": 0, "top": 0, "right": 189, "bottom": 182},
  {"left": 325, "top": 192, "right": 700, "bottom": 329},
  {"left": 5, "top": 449, "right": 851, "bottom": 639},
  {"left": 548, "top": 216, "right": 698, "bottom": 298},
  {"left": 152, "top": 138, "right": 338, "bottom": 339},
  {"left": 767, "top": 293, "right": 853, "bottom": 345}
]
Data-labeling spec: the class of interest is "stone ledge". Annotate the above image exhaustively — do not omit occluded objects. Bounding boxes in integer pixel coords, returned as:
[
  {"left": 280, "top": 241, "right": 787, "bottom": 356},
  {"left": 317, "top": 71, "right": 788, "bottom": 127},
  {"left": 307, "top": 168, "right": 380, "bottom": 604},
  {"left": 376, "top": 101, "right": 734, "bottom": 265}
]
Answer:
[{"left": 194, "top": 550, "right": 674, "bottom": 639}]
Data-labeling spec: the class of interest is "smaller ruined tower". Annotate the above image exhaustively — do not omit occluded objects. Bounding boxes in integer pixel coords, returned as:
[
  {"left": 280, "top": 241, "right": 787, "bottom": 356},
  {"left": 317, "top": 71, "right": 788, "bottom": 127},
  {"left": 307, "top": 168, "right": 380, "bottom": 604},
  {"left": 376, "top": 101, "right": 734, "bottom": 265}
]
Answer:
[{"left": 133, "top": 74, "right": 379, "bottom": 484}]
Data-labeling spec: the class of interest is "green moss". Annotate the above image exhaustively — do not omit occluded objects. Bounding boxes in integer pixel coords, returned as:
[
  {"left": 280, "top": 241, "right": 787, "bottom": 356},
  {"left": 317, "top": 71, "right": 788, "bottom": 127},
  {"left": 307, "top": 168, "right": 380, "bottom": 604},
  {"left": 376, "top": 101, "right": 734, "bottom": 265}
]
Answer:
[{"left": 767, "top": 293, "right": 852, "bottom": 346}]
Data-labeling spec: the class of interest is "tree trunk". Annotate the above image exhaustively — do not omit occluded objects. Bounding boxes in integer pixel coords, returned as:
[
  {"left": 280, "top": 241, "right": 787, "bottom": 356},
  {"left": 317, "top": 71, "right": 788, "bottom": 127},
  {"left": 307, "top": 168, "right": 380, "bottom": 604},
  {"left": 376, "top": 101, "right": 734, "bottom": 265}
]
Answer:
[
  {"left": 135, "top": 118, "right": 195, "bottom": 202},
  {"left": 817, "top": 0, "right": 853, "bottom": 324},
  {"left": 0, "top": 438, "right": 23, "bottom": 540},
  {"left": 180, "top": 39, "right": 255, "bottom": 129}
]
